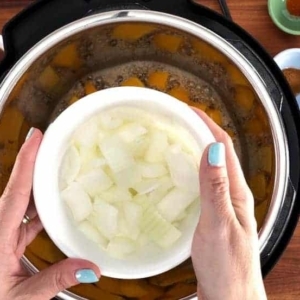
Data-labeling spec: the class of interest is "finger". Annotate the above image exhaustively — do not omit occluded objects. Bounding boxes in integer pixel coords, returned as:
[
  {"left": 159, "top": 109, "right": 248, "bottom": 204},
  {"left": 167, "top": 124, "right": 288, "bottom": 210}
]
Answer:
[
  {"left": 193, "top": 108, "right": 248, "bottom": 193},
  {"left": 193, "top": 108, "right": 255, "bottom": 225},
  {"left": 20, "top": 258, "right": 100, "bottom": 300},
  {"left": 25, "top": 216, "right": 43, "bottom": 246},
  {"left": 14, "top": 217, "right": 43, "bottom": 259},
  {"left": 199, "top": 142, "right": 235, "bottom": 227},
  {"left": 0, "top": 129, "right": 43, "bottom": 234},
  {"left": 25, "top": 193, "right": 38, "bottom": 219}
]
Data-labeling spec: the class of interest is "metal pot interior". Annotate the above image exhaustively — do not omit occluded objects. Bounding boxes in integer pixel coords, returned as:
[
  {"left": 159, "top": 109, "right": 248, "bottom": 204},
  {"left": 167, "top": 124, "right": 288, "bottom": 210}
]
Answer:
[{"left": 0, "top": 14, "right": 278, "bottom": 300}]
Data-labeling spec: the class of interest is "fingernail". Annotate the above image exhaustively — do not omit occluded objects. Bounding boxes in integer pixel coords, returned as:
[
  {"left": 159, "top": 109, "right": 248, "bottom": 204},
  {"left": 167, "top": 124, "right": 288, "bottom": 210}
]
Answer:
[
  {"left": 75, "top": 269, "right": 99, "bottom": 283},
  {"left": 25, "top": 128, "right": 36, "bottom": 141},
  {"left": 208, "top": 143, "right": 225, "bottom": 167}
]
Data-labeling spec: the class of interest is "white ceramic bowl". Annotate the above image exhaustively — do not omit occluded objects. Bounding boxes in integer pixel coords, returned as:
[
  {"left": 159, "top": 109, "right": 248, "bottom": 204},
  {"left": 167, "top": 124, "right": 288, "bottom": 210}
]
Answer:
[
  {"left": 274, "top": 48, "right": 300, "bottom": 105},
  {"left": 33, "top": 87, "right": 215, "bottom": 279}
]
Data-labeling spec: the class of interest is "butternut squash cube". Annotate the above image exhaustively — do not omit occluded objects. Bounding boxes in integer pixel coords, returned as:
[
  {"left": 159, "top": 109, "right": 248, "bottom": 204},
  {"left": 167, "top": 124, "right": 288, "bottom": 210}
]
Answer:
[
  {"left": 84, "top": 81, "right": 97, "bottom": 95},
  {"left": 226, "top": 63, "right": 249, "bottom": 86},
  {"left": 52, "top": 43, "right": 82, "bottom": 70},
  {"left": 153, "top": 33, "right": 182, "bottom": 53},
  {"left": 168, "top": 87, "right": 189, "bottom": 102},
  {"left": 69, "top": 95, "right": 80, "bottom": 105},
  {"left": 226, "top": 128, "right": 235, "bottom": 139},
  {"left": 255, "top": 199, "right": 269, "bottom": 230},
  {"left": 38, "top": 66, "right": 60, "bottom": 92},
  {"left": 192, "top": 39, "right": 228, "bottom": 64},
  {"left": 121, "top": 77, "right": 144, "bottom": 87},
  {"left": 195, "top": 103, "right": 208, "bottom": 112},
  {"left": 255, "top": 105, "right": 269, "bottom": 128},
  {"left": 112, "top": 24, "right": 156, "bottom": 41},
  {"left": 259, "top": 146, "right": 273, "bottom": 174},
  {"left": 148, "top": 71, "right": 169, "bottom": 90},
  {"left": 248, "top": 173, "right": 267, "bottom": 201},
  {"left": 234, "top": 85, "right": 255, "bottom": 112},
  {"left": 206, "top": 109, "right": 222, "bottom": 126},
  {"left": 244, "top": 118, "right": 263, "bottom": 135}
]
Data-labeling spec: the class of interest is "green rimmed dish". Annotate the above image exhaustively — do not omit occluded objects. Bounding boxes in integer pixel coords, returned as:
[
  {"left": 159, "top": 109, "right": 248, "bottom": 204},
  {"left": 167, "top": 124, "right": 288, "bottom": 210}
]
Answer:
[{"left": 268, "top": 0, "right": 300, "bottom": 35}]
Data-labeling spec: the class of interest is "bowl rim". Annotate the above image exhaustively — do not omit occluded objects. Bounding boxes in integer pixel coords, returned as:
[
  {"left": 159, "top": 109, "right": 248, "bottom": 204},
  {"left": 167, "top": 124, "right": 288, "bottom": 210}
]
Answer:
[
  {"left": 33, "top": 86, "right": 215, "bottom": 279},
  {"left": 274, "top": 48, "right": 300, "bottom": 63},
  {"left": 268, "top": 0, "right": 300, "bottom": 36}
]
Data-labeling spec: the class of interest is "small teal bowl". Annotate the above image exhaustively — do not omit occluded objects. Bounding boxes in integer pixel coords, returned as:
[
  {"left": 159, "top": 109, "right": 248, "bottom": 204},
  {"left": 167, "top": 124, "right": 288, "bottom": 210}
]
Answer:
[{"left": 268, "top": 0, "right": 300, "bottom": 35}]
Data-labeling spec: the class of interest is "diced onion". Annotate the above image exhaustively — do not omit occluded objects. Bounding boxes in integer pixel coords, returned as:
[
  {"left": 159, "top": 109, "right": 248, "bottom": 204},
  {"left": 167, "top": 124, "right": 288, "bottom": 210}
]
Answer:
[
  {"left": 144, "top": 131, "right": 169, "bottom": 163},
  {"left": 157, "top": 187, "right": 198, "bottom": 222},
  {"left": 92, "top": 200, "right": 119, "bottom": 240},
  {"left": 59, "top": 107, "right": 201, "bottom": 259},
  {"left": 107, "top": 237, "right": 135, "bottom": 259},
  {"left": 165, "top": 146, "right": 200, "bottom": 195},
  {"left": 61, "top": 182, "right": 92, "bottom": 222},
  {"left": 77, "top": 168, "right": 113, "bottom": 197},
  {"left": 59, "top": 145, "right": 81, "bottom": 190},
  {"left": 139, "top": 162, "right": 168, "bottom": 178},
  {"left": 117, "top": 123, "right": 148, "bottom": 143},
  {"left": 99, "top": 135, "right": 135, "bottom": 173},
  {"left": 78, "top": 220, "right": 108, "bottom": 248}
]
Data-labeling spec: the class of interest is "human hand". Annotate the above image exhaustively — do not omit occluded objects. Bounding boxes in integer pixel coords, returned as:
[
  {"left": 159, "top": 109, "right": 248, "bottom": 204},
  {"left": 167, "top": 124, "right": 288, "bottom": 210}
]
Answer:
[
  {"left": 0, "top": 129, "right": 100, "bottom": 300},
  {"left": 191, "top": 109, "right": 267, "bottom": 300}
]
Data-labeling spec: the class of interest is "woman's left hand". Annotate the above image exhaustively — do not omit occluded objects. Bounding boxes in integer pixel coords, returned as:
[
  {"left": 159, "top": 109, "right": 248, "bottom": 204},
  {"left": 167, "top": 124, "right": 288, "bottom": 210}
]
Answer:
[{"left": 0, "top": 129, "right": 100, "bottom": 300}]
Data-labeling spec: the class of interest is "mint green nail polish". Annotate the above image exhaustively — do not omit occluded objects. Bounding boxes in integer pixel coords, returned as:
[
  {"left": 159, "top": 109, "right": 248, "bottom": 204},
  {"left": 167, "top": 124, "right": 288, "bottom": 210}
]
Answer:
[
  {"left": 208, "top": 143, "right": 225, "bottom": 167},
  {"left": 75, "top": 269, "right": 99, "bottom": 283}
]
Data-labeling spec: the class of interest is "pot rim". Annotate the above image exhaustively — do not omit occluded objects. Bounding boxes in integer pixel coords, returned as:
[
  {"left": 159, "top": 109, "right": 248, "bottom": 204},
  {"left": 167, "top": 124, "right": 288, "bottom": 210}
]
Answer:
[{"left": 0, "top": 8, "right": 289, "bottom": 298}]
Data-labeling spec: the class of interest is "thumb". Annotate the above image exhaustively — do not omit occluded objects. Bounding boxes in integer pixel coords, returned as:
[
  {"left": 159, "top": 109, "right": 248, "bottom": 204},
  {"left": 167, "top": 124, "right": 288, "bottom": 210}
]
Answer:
[
  {"left": 21, "top": 258, "right": 100, "bottom": 300},
  {"left": 199, "top": 142, "right": 235, "bottom": 228}
]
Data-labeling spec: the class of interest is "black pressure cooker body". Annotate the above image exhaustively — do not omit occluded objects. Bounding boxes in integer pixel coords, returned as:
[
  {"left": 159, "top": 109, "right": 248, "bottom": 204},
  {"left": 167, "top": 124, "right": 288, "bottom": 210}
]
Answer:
[{"left": 1, "top": 0, "right": 300, "bottom": 278}]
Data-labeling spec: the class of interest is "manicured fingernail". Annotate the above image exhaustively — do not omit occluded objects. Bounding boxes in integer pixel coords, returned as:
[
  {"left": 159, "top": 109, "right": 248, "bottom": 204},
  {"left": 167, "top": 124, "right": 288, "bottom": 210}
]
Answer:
[
  {"left": 208, "top": 143, "right": 225, "bottom": 167},
  {"left": 75, "top": 269, "right": 99, "bottom": 283},
  {"left": 25, "top": 128, "right": 36, "bottom": 141}
]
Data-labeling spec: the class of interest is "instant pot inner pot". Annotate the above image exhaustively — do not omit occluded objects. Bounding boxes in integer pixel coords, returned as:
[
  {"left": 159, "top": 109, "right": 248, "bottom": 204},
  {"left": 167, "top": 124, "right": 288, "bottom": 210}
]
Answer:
[{"left": 0, "top": 22, "right": 274, "bottom": 299}]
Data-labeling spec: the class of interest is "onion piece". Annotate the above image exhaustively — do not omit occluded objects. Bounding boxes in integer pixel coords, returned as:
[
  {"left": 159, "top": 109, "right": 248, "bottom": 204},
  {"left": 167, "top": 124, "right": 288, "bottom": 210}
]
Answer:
[
  {"left": 78, "top": 146, "right": 105, "bottom": 174},
  {"left": 148, "top": 176, "right": 174, "bottom": 204},
  {"left": 77, "top": 168, "right": 113, "bottom": 197},
  {"left": 141, "top": 205, "right": 181, "bottom": 248},
  {"left": 117, "top": 202, "right": 141, "bottom": 241},
  {"left": 99, "top": 135, "right": 135, "bottom": 173},
  {"left": 157, "top": 187, "right": 197, "bottom": 222},
  {"left": 73, "top": 117, "right": 99, "bottom": 148},
  {"left": 61, "top": 182, "right": 92, "bottom": 222},
  {"left": 128, "top": 135, "right": 150, "bottom": 158},
  {"left": 144, "top": 131, "right": 169, "bottom": 163},
  {"left": 59, "top": 145, "right": 81, "bottom": 190},
  {"left": 98, "top": 113, "right": 123, "bottom": 130},
  {"left": 92, "top": 200, "right": 119, "bottom": 240},
  {"left": 123, "top": 201, "right": 143, "bottom": 225},
  {"left": 133, "top": 194, "right": 151, "bottom": 209},
  {"left": 112, "top": 166, "right": 142, "bottom": 188},
  {"left": 139, "top": 162, "right": 168, "bottom": 178},
  {"left": 99, "top": 186, "right": 132, "bottom": 203},
  {"left": 165, "top": 146, "right": 200, "bottom": 195},
  {"left": 78, "top": 220, "right": 108, "bottom": 248},
  {"left": 107, "top": 237, "right": 135, "bottom": 259},
  {"left": 117, "top": 122, "right": 148, "bottom": 143},
  {"left": 132, "top": 179, "right": 161, "bottom": 195}
]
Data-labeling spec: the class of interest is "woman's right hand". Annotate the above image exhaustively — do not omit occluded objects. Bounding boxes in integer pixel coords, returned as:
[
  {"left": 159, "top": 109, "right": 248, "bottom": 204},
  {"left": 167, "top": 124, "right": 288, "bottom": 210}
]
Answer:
[{"left": 191, "top": 109, "right": 267, "bottom": 300}]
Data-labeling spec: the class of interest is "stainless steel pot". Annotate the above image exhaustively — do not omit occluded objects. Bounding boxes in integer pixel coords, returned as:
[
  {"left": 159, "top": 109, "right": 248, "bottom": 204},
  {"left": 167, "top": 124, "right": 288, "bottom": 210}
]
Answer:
[{"left": 0, "top": 2, "right": 299, "bottom": 300}]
